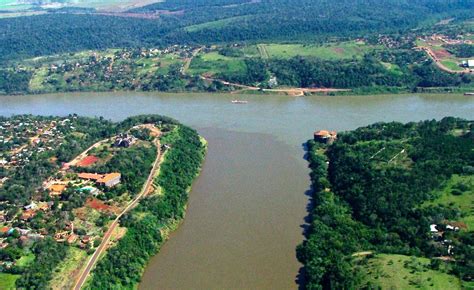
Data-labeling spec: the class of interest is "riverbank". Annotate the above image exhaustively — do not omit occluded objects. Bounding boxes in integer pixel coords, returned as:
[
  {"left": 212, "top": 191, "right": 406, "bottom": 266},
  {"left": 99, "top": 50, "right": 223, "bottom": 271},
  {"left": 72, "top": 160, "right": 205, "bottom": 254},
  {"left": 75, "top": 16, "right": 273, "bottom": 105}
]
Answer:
[
  {"left": 2, "top": 90, "right": 474, "bottom": 101},
  {"left": 85, "top": 124, "right": 207, "bottom": 289},
  {"left": 2, "top": 86, "right": 474, "bottom": 98}
]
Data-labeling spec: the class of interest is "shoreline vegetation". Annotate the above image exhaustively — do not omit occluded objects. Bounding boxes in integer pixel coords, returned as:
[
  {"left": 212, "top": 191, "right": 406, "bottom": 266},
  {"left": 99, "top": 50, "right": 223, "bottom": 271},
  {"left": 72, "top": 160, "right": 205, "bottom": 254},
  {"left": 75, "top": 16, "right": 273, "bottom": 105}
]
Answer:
[
  {"left": 298, "top": 118, "right": 473, "bottom": 289},
  {"left": 0, "top": 114, "right": 206, "bottom": 289},
  {"left": 85, "top": 116, "right": 207, "bottom": 289}
]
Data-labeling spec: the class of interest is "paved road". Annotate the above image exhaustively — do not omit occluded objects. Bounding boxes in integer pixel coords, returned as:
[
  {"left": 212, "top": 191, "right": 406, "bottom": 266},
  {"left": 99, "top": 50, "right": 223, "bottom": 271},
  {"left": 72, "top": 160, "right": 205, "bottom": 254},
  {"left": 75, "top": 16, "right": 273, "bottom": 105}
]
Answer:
[{"left": 73, "top": 137, "right": 162, "bottom": 290}]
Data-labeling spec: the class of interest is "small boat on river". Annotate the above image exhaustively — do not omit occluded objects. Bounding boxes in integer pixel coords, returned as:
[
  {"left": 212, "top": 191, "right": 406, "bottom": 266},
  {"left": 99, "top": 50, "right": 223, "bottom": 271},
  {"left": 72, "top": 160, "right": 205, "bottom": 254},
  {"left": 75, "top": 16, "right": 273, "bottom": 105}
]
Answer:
[{"left": 231, "top": 100, "right": 248, "bottom": 104}]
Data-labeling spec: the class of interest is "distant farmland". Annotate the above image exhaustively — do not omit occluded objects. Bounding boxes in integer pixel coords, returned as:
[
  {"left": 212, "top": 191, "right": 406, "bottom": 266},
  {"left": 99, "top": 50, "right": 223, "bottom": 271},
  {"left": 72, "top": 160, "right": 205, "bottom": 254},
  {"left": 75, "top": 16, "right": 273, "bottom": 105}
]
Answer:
[{"left": 0, "top": 0, "right": 162, "bottom": 13}]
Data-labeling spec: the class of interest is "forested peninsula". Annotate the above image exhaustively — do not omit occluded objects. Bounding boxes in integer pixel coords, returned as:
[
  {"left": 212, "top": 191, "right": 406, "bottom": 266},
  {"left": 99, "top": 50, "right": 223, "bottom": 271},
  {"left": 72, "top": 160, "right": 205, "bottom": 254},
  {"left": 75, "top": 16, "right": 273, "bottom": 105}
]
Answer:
[{"left": 298, "top": 118, "right": 474, "bottom": 289}]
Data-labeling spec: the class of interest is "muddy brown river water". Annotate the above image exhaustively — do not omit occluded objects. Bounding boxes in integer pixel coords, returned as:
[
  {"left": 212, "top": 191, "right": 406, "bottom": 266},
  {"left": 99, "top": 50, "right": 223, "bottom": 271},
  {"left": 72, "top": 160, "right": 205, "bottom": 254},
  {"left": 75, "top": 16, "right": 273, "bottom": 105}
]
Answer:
[{"left": 1, "top": 92, "right": 473, "bottom": 289}]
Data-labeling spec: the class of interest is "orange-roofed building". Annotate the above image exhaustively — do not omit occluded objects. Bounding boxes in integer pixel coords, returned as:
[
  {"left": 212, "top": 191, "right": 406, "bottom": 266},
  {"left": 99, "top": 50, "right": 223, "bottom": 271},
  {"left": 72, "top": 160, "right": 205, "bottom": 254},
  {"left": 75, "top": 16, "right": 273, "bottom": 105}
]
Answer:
[
  {"left": 314, "top": 130, "right": 337, "bottom": 144},
  {"left": 67, "top": 234, "right": 78, "bottom": 244},
  {"left": 0, "top": 226, "right": 10, "bottom": 234},
  {"left": 98, "top": 173, "right": 121, "bottom": 187},
  {"left": 49, "top": 184, "right": 66, "bottom": 196},
  {"left": 21, "top": 210, "right": 37, "bottom": 221},
  {"left": 78, "top": 173, "right": 103, "bottom": 181}
]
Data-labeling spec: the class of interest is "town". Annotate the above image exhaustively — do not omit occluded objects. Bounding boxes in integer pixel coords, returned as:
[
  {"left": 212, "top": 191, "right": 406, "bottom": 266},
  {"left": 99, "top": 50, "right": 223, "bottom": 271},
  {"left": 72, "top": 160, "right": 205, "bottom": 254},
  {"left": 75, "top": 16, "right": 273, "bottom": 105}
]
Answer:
[{"left": 0, "top": 115, "right": 173, "bottom": 289}]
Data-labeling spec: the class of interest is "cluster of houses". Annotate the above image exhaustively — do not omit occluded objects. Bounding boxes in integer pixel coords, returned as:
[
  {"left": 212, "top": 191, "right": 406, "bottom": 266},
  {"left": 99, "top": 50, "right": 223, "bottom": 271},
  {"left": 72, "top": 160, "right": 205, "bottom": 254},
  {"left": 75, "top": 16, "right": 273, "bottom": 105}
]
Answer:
[
  {"left": 421, "top": 34, "right": 474, "bottom": 46},
  {"left": 430, "top": 223, "right": 462, "bottom": 256},
  {"left": 113, "top": 133, "right": 136, "bottom": 148},
  {"left": 0, "top": 117, "right": 74, "bottom": 169}
]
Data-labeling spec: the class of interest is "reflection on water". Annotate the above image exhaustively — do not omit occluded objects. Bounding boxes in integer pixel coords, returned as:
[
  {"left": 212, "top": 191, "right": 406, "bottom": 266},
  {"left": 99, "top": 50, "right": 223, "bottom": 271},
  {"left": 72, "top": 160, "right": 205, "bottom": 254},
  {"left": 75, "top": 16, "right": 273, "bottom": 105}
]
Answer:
[{"left": 1, "top": 92, "right": 473, "bottom": 289}]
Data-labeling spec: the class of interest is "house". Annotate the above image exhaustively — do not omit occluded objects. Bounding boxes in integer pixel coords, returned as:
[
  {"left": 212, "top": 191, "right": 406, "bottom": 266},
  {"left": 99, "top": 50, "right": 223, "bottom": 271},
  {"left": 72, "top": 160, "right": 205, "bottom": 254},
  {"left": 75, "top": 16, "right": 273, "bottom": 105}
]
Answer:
[
  {"left": 446, "top": 224, "right": 460, "bottom": 231},
  {"left": 78, "top": 173, "right": 103, "bottom": 181},
  {"left": 78, "top": 172, "right": 121, "bottom": 188},
  {"left": 80, "top": 186, "right": 99, "bottom": 196},
  {"left": 113, "top": 134, "right": 136, "bottom": 148},
  {"left": 21, "top": 209, "right": 37, "bottom": 221},
  {"left": 0, "top": 241, "right": 8, "bottom": 249},
  {"left": 98, "top": 173, "right": 121, "bottom": 187},
  {"left": 314, "top": 130, "right": 338, "bottom": 144},
  {"left": 67, "top": 234, "right": 78, "bottom": 244},
  {"left": 54, "top": 231, "right": 69, "bottom": 242},
  {"left": 81, "top": 235, "right": 91, "bottom": 244},
  {"left": 430, "top": 224, "right": 438, "bottom": 232},
  {"left": 0, "top": 227, "right": 10, "bottom": 235},
  {"left": 467, "top": 60, "right": 474, "bottom": 68},
  {"left": 24, "top": 202, "right": 38, "bottom": 210},
  {"left": 49, "top": 183, "right": 66, "bottom": 196}
]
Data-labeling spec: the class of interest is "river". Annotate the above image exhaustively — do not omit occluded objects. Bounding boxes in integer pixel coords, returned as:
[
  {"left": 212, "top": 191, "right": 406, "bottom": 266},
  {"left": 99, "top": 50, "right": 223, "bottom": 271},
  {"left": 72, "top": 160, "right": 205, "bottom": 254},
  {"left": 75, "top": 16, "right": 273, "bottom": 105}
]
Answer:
[{"left": 1, "top": 92, "right": 473, "bottom": 289}]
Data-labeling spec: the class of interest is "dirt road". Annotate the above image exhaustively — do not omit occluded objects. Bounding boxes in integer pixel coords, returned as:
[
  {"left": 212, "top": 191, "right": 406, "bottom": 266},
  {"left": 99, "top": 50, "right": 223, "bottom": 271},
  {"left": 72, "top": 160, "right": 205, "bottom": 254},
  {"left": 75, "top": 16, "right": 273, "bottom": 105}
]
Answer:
[
  {"left": 73, "top": 135, "right": 162, "bottom": 290},
  {"left": 201, "top": 76, "right": 351, "bottom": 95},
  {"left": 183, "top": 47, "right": 204, "bottom": 74},
  {"left": 418, "top": 46, "right": 472, "bottom": 74},
  {"left": 65, "top": 139, "right": 109, "bottom": 169}
]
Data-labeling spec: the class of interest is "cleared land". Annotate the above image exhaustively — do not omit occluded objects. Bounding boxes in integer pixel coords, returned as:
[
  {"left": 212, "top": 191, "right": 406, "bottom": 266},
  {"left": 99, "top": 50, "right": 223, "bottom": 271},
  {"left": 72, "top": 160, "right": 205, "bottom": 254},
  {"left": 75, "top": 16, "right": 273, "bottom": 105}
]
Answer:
[
  {"left": 0, "top": 273, "right": 20, "bottom": 290},
  {"left": 424, "top": 174, "right": 474, "bottom": 230},
  {"left": 0, "top": 0, "right": 161, "bottom": 14},
  {"left": 357, "top": 254, "right": 461, "bottom": 289},
  {"left": 188, "top": 52, "right": 246, "bottom": 75},
  {"left": 252, "top": 41, "right": 377, "bottom": 59}
]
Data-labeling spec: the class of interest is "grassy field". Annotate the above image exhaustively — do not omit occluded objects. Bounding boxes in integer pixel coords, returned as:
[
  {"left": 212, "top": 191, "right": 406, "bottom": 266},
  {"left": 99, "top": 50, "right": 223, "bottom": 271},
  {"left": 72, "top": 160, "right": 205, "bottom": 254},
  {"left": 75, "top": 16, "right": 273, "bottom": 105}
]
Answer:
[
  {"left": 0, "top": 0, "right": 161, "bottom": 13},
  {"left": 251, "top": 41, "right": 378, "bottom": 60},
  {"left": 357, "top": 254, "right": 461, "bottom": 289},
  {"left": 16, "top": 253, "right": 35, "bottom": 268},
  {"left": 184, "top": 16, "right": 250, "bottom": 32},
  {"left": 424, "top": 174, "right": 474, "bottom": 230},
  {"left": 188, "top": 52, "right": 246, "bottom": 75},
  {"left": 0, "top": 273, "right": 20, "bottom": 290},
  {"left": 49, "top": 247, "right": 89, "bottom": 290},
  {"left": 0, "top": 0, "right": 31, "bottom": 11}
]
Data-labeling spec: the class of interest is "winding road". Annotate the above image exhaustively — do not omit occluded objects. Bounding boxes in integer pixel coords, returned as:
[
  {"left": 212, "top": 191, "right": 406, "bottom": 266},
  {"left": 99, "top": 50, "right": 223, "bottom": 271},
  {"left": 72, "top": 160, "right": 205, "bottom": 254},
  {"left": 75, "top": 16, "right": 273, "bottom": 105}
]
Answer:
[{"left": 73, "top": 135, "right": 162, "bottom": 290}]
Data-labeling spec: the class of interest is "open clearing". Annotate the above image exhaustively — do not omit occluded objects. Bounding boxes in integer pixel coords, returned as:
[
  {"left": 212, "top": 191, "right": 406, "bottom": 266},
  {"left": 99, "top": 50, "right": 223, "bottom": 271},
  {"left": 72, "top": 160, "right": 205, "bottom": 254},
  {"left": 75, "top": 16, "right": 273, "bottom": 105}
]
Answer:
[
  {"left": 252, "top": 41, "right": 378, "bottom": 60},
  {"left": 424, "top": 174, "right": 474, "bottom": 230},
  {"left": 0, "top": 273, "right": 20, "bottom": 290},
  {"left": 50, "top": 247, "right": 89, "bottom": 290},
  {"left": 189, "top": 52, "right": 246, "bottom": 75},
  {"left": 0, "top": 0, "right": 161, "bottom": 13},
  {"left": 357, "top": 254, "right": 461, "bottom": 289}
]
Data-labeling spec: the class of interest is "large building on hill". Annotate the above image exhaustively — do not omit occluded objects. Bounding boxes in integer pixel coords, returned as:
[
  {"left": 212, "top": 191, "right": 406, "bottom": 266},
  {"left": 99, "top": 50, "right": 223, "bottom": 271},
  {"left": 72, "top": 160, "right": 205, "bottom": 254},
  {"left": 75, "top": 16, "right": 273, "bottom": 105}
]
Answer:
[
  {"left": 314, "top": 130, "right": 338, "bottom": 144},
  {"left": 78, "top": 172, "right": 121, "bottom": 188}
]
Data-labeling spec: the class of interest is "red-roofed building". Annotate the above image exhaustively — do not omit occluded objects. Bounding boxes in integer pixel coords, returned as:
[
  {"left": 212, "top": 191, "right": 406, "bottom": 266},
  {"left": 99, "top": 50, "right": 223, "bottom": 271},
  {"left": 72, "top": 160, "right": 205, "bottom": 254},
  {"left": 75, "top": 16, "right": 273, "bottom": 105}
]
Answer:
[{"left": 314, "top": 130, "right": 338, "bottom": 144}]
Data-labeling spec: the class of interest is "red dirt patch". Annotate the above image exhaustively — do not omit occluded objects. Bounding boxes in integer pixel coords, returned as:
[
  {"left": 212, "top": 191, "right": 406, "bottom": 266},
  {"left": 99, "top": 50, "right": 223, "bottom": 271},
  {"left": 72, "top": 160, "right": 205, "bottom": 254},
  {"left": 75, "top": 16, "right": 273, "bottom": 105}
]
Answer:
[
  {"left": 77, "top": 155, "right": 99, "bottom": 167},
  {"left": 85, "top": 198, "right": 121, "bottom": 214},
  {"left": 432, "top": 48, "right": 451, "bottom": 59},
  {"left": 86, "top": 198, "right": 111, "bottom": 212}
]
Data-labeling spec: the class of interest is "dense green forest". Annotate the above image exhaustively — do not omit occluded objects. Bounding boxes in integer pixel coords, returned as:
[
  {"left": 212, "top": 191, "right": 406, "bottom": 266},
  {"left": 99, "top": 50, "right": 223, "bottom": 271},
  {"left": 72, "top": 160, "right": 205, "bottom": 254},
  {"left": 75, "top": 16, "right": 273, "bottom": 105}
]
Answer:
[
  {"left": 446, "top": 44, "right": 474, "bottom": 58},
  {"left": 298, "top": 118, "right": 474, "bottom": 289},
  {"left": 86, "top": 116, "right": 206, "bottom": 288},
  {"left": 0, "top": 0, "right": 472, "bottom": 61}
]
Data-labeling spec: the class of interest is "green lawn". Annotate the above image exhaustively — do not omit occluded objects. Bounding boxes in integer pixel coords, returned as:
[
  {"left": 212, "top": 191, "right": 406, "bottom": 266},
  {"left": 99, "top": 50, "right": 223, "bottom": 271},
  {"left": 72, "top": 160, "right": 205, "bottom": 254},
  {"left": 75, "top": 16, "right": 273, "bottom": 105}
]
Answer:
[
  {"left": 357, "top": 254, "right": 461, "bottom": 289},
  {"left": 184, "top": 16, "right": 250, "bottom": 32},
  {"left": 188, "top": 52, "right": 246, "bottom": 75},
  {"left": 424, "top": 174, "right": 474, "bottom": 230},
  {"left": 0, "top": 273, "right": 20, "bottom": 290},
  {"left": 49, "top": 247, "right": 89, "bottom": 289},
  {"left": 441, "top": 60, "right": 464, "bottom": 71},
  {"left": 16, "top": 253, "right": 35, "bottom": 268},
  {"left": 253, "top": 41, "right": 378, "bottom": 60}
]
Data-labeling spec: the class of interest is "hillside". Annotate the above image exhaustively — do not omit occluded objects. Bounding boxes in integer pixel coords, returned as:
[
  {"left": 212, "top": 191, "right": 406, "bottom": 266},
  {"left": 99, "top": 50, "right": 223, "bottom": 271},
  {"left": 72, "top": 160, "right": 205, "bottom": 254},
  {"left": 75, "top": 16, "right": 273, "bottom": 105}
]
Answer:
[
  {"left": 0, "top": 0, "right": 473, "bottom": 61},
  {"left": 298, "top": 118, "right": 474, "bottom": 289}
]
